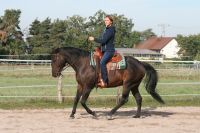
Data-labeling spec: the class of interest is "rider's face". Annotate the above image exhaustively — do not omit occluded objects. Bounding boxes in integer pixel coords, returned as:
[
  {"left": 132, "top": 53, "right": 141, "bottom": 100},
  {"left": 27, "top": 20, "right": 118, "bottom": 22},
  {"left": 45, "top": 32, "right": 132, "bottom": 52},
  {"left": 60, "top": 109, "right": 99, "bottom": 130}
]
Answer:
[{"left": 104, "top": 17, "right": 112, "bottom": 27}]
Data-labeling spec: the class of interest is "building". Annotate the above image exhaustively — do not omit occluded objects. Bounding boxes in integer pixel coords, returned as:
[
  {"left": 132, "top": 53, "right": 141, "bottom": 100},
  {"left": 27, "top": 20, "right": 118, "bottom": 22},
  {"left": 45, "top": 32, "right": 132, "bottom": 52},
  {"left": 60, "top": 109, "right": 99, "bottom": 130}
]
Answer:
[
  {"left": 115, "top": 48, "right": 163, "bottom": 60},
  {"left": 135, "top": 37, "right": 180, "bottom": 58}
]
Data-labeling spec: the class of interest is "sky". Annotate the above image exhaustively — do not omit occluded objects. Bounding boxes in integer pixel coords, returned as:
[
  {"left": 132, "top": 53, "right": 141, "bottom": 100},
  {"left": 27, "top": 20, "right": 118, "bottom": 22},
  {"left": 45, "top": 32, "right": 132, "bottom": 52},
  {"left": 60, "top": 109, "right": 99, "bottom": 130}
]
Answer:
[{"left": 0, "top": 0, "right": 200, "bottom": 37}]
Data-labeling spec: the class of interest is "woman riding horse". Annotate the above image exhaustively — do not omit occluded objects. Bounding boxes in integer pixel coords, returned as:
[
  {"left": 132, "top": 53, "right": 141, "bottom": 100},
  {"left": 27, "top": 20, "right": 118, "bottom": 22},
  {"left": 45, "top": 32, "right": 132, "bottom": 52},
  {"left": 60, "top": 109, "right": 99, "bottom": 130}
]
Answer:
[{"left": 51, "top": 47, "right": 164, "bottom": 119}]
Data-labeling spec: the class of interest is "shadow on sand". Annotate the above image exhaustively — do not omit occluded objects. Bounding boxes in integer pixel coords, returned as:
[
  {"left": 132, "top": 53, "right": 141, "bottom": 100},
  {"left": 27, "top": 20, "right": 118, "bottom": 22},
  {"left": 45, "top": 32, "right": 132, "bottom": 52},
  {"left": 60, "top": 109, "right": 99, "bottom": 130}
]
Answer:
[{"left": 80, "top": 107, "right": 174, "bottom": 119}]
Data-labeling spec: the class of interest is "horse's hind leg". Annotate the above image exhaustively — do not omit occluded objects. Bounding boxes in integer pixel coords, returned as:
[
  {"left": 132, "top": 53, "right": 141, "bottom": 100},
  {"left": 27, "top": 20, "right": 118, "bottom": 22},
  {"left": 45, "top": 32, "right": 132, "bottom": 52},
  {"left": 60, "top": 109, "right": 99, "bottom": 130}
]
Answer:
[
  {"left": 131, "top": 85, "right": 142, "bottom": 118},
  {"left": 107, "top": 86, "right": 130, "bottom": 119},
  {"left": 70, "top": 84, "right": 82, "bottom": 119},
  {"left": 80, "top": 88, "right": 97, "bottom": 117}
]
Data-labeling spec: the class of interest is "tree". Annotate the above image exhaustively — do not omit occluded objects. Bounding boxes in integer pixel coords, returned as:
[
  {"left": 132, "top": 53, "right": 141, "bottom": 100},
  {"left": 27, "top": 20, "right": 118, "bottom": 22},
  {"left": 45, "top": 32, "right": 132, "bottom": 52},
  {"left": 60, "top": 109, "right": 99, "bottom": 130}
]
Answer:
[
  {"left": 87, "top": 10, "right": 135, "bottom": 48},
  {"left": 26, "top": 10, "right": 158, "bottom": 58},
  {"left": 176, "top": 34, "right": 200, "bottom": 60},
  {"left": 111, "top": 14, "right": 133, "bottom": 47},
  {"left": 28, "top": 15, "right": 88, "bottom": 56},
  {"left": 0, "top": 9, "right": 25, "bottom": 56},
  {"left": 129, "top": 31, "right": 141, "bottom": 48},
  {"left": 64, "top": 15, "right": 87, "bottom": 48},
  {"left": 140, "top": 29, "right": 156, "bottom": 41},
  {"left": 49, "top": 19, "right": 67, "bottom": 48},
  {"left": 29, "top": 19, "right": 41, "bottom": 35},
  {"left": 28, "top": 18, "right": 52, "bottom": 55}
]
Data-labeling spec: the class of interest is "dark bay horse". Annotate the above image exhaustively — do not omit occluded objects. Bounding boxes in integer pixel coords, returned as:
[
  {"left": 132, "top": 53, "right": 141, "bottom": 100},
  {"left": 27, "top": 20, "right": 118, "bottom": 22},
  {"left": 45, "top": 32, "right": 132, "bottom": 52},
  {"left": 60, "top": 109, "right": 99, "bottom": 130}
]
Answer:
[{"left": 51, "top": 47, "right": 164, "bottom": 119}]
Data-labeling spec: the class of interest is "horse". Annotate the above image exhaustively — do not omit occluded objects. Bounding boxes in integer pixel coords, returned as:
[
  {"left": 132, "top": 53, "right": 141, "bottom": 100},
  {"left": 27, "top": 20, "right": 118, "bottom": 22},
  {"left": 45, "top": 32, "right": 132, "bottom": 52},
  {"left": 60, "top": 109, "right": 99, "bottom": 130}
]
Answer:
[{"left": 51, "top": 47, "right": 164, "bottom": 119}]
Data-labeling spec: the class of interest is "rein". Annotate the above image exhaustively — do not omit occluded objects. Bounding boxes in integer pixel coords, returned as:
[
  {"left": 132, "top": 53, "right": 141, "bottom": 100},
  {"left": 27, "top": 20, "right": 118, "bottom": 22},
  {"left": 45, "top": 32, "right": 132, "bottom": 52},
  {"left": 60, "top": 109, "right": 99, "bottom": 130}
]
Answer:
[
  {"left": 85, "top": 36, "right": 99, "bottom": 89},
  {"left": 62, "top": 63, "right": 70, "bottom": 72}
]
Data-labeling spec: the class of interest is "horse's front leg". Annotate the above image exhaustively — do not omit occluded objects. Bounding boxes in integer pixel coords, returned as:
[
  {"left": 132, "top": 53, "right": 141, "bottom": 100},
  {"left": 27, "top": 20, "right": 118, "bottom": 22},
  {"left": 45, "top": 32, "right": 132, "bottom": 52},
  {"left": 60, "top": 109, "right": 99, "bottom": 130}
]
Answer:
[
  {"left": 80, "top": 88, "right": 97, "bottom": 118},
  {"left": 70, "top": 84, "right": 82, "bottom": 119}
]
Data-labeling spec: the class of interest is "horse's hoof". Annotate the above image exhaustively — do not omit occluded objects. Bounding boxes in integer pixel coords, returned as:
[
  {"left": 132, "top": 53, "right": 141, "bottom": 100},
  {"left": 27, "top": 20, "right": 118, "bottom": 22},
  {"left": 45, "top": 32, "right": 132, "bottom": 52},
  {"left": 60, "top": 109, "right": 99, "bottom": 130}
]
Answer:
[
  {"left": 69, "top": 115, "right": 75, "bottom": 119},
  {"left": 92, "top": 111, "right": 98, "bottom": 117},
  {"left": 107, "top": 115, "right": 114, "bottom": 120},
  {"left": 92, "top": 112, "right": 98, "bottom": 119},
  {"left": 92, "top": 115, "right": 98, "bottom": 120},
  {"left": 133, "top": 115, "right": 140, "bottom": 118}
]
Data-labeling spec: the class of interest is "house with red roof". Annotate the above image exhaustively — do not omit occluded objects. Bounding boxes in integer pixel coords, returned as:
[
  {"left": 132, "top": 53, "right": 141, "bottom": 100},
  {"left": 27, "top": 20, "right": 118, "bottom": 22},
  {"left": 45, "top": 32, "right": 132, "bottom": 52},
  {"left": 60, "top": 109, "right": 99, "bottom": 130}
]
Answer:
[{"left": 135, "top": 37, "right": 180, "bottom": 58}]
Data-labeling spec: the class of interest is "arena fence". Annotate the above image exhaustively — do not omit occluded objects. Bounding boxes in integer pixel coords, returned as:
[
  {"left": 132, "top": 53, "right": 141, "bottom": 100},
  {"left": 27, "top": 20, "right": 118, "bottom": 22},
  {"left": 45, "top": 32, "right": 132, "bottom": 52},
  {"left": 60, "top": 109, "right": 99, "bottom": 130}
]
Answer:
[{"left": 0, "top": 58, "right": 200, "bottom": 104}]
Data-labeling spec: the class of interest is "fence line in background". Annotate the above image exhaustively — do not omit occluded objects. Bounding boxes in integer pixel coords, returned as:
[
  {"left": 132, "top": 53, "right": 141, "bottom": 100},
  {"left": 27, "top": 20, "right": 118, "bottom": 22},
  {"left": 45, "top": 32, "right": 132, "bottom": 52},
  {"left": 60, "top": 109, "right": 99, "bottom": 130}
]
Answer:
[
  {"left": 0, "top": 59, "right": 200, "bottom": 64},
  {"left": 0, "top": 59, "right": 199, "bottom": 103},
  {"left": 0, "top": 94, "right": 200, "bottom": 98},
  {"left": 0, "top": 83, "right": 200, "bottom": 99},
  {"left": 0, "top": 54, "right": 51, "bottom": 57},
  {"left": 0, "top": 59, "right": 51, "bottom": 63},
  {"left": 0, "top": 82, "right": 200, "bottom": 89}
]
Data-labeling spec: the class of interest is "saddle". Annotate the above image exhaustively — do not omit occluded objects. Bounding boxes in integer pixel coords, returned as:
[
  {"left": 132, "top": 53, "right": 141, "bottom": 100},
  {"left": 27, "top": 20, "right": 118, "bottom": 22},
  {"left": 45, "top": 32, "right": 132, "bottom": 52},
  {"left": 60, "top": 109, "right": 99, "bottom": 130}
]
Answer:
[
  {"left": 93, "top": 47, "right": 123, "bottom": 63},
  {"left": 92, "top": 47, "right": 125, "bottom": 88}
]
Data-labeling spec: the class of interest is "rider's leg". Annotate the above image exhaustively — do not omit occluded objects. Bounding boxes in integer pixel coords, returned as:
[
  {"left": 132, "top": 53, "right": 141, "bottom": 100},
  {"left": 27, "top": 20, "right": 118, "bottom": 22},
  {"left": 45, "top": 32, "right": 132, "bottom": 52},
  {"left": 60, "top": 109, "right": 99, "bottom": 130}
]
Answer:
[{"left": 100, "top": 51, "right": 114, "bottom": 84}]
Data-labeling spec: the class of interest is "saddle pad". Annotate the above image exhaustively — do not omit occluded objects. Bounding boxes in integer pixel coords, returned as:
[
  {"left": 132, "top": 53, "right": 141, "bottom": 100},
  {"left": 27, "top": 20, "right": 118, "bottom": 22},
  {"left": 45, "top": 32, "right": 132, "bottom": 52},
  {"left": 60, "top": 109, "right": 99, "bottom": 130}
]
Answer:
[{"left": 90, "top": 51, "right": 126, "bottom": 70}]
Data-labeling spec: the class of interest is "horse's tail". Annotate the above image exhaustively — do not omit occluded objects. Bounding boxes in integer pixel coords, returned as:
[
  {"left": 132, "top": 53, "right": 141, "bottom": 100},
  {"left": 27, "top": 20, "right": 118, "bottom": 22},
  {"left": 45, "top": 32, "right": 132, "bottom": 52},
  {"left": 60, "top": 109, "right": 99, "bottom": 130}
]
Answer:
[{"left": 141, "top": 62, "right": 165, "bottom": 104}]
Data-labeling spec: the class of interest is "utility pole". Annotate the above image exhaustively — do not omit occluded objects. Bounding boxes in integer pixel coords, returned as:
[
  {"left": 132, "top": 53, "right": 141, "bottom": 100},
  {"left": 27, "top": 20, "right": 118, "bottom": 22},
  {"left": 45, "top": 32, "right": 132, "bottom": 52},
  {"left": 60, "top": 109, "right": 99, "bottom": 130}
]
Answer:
[{"left": 158, "top": 24, "right": 170, "bottom": 37}]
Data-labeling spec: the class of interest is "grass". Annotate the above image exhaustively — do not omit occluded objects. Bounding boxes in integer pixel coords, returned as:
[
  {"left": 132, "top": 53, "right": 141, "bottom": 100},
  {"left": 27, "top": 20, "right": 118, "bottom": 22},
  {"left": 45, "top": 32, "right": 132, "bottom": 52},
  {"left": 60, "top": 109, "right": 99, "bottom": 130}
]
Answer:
[
  {"left": 0, "top": 64, "right": 200, "bottom": 109},
  {"left": 1, "top": 96, "right": 200, "bottom": 109}
]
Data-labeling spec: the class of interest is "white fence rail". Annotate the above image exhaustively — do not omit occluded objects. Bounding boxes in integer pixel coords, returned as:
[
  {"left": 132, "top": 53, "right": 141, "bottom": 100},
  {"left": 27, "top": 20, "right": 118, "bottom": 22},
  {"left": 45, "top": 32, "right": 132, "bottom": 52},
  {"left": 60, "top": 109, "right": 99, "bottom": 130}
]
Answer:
[
  {"left": 0, "top": 58, "right": 199, "bottom": 64},
  {"left": 0, "top": 59, "right": 51, "bottom": 63},
  {"left": 1, "top": 82, "right": 200, "bottom": 89},
  {"left": 0, "top": 83, "right": 200, "bottom": 98}
]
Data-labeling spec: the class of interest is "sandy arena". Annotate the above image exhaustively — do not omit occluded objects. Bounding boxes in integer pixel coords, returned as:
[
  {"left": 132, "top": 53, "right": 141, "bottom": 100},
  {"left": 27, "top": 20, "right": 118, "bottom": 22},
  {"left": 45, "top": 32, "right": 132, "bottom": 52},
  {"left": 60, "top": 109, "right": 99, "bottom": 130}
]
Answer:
[{"left": 0, "top": 107, "right": 199, "bottom": 133}]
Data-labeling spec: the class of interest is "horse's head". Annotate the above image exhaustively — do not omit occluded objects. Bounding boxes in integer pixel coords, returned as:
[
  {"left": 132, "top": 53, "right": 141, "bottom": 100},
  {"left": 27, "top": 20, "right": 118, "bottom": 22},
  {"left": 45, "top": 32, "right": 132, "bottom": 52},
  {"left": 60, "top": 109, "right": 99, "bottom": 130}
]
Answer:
[{"left": 51, "top": 48, "right": 66, "bottom": 77}]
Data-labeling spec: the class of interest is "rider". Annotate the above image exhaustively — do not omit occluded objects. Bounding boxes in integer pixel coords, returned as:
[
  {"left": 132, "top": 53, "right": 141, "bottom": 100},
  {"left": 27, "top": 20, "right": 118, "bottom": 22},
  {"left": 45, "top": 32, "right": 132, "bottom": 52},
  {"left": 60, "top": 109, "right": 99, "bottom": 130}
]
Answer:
[{"left": 88, "top": 15, "right": 116, "bottom": 87}]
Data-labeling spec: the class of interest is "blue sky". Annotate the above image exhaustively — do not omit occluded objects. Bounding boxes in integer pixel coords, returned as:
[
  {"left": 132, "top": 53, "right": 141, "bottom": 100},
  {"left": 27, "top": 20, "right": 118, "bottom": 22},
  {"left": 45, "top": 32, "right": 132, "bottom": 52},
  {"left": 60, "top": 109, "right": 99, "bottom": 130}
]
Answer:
[{"left": 1, "top": 0, "right": 200, "bottom": 37}]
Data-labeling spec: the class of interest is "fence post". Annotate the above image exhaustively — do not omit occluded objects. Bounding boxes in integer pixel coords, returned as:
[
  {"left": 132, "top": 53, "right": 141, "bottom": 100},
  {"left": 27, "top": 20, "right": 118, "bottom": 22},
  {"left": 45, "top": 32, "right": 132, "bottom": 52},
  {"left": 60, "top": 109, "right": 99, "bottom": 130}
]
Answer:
[
  {"left": 116, "top": 87, "right": 121, "bottom": 104},
  {"left": 57, "top": 75, "right": 63, "bottom": 103}
]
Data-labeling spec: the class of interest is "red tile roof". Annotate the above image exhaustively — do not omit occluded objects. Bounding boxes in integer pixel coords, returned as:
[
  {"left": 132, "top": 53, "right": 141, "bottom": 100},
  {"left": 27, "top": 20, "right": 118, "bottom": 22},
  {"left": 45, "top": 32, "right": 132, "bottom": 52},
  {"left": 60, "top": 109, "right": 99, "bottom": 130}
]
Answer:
[{"left": 135, "top": 37, "right": 174, "bottom": 50}]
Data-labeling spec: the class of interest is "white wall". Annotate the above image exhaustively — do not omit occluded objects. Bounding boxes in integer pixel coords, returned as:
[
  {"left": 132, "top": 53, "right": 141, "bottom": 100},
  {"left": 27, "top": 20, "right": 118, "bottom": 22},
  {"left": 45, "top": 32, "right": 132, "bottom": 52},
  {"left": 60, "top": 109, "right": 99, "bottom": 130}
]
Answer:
[{"left": 160, "top": 39, "right": 180, "bottom": 58}]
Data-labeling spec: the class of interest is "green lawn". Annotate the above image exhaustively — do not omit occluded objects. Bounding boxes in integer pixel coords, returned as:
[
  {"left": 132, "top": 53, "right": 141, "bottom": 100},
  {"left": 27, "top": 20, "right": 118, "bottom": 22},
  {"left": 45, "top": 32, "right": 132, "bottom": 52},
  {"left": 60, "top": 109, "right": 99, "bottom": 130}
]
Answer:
[{"left": 0, "top": 65, "right": 200, "bottom": 109}]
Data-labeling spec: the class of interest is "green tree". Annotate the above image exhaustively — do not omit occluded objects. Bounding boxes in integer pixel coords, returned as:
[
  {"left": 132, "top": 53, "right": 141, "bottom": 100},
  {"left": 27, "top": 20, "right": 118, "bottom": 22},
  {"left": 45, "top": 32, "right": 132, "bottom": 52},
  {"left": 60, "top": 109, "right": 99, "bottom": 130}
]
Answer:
[
  {"left": 29, "top": 19, "right": 41, "bottom": 35},
  {"left": 0, "top": 9, "right": 25, "bottom": 56},
  {"left": 87, "top": 10, "right": 135, "bottom": 48},
  {"left": 176, "top": 34, "right": 200, "bottom": 60},
  {"left": 26, "top": 10, "right": 157, "bottom": 57},
  {"left": 28, "top": 18, "right": 52, "bottom": 54},
  {"left": 49, "top": 19, "right": 67, "bottom": 48},
  {"left": 113, "top": 14, "right": 134, "bottom": 47},
  {"left": 140, "top": 28, "right": 156, "bottom": 40},
  {"left": 64, "top": 15, "right": 87, "bottom": 48},
  {"left": 129, "top": 31, "right": 141, "bottom": 48}
]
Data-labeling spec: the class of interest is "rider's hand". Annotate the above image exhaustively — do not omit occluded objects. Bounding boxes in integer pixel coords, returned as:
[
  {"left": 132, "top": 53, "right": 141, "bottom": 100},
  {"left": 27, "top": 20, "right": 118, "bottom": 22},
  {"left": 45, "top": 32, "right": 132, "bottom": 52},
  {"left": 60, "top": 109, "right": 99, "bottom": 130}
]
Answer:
[{"left": 88, "top": 36, "right": 94, "bottom": 41}]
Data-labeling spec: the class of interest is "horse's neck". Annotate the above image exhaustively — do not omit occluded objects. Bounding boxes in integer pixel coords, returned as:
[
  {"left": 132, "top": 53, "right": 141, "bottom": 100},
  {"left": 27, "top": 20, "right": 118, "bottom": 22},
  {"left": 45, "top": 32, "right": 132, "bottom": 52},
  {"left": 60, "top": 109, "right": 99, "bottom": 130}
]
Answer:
[{"left": 64, "top": 51, "right": 89, "bottom": 72}]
